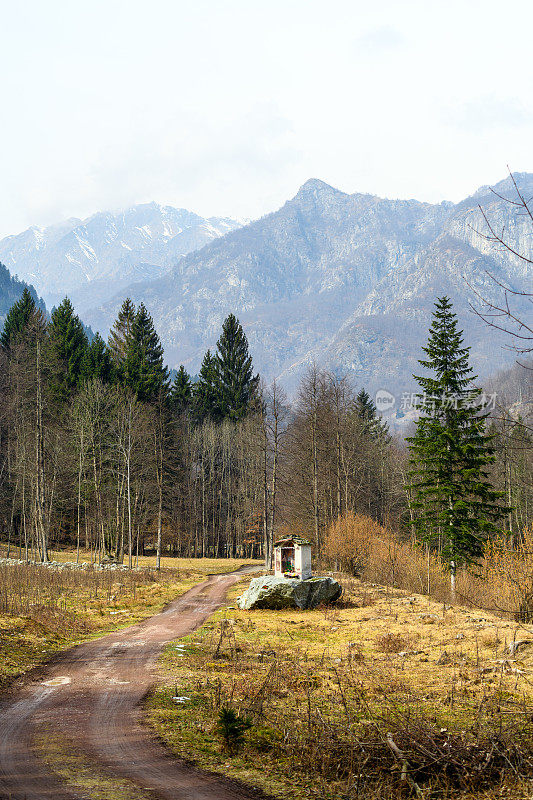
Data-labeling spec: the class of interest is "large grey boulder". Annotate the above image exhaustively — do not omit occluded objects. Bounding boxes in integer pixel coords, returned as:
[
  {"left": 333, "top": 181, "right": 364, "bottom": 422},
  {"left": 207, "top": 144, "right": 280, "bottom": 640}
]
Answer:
[{"left": 237, "top": 575, "right": 342, "bottom": 611}]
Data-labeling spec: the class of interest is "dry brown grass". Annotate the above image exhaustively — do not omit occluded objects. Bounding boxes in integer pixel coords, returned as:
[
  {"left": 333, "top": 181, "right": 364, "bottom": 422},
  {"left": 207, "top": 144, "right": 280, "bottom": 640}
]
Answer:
[
  {"left": 0, "top": 560, "right": 158, "bottom": 616},
  {"left": 147, "top": 577, "right": 533, "bottom": 800}
]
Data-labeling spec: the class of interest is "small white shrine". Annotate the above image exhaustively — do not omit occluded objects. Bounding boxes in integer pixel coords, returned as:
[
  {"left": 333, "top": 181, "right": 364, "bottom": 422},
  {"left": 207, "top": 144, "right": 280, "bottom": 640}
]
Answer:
[{"left": 273, "top": 536, "right": 312, "bottom": 580}]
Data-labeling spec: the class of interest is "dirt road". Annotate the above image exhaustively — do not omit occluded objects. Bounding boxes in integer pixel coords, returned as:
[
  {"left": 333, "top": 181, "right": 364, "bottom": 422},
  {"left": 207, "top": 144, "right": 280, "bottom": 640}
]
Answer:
[{"left": 0, "top": 568, "right": 268, "bottom": 800}]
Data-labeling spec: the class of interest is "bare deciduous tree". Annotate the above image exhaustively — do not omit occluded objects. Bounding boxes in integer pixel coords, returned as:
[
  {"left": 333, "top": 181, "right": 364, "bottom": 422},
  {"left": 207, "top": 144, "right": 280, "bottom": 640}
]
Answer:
[{"left": 468, "top": 168, "right": 533, "bottom": 363}]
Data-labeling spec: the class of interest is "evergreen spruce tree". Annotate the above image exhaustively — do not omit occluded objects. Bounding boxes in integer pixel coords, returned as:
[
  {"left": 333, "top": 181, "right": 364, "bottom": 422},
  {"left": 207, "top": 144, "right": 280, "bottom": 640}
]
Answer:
[
  {"left": 123, "top": 303, "right": 168, "bottom": 402},
  {"left": 355, "top": 388, "right": 376, "bottom": 419},
  {"left": 80, "top": 333, "right": 114, "bottom": 383},
  {"left": 407, "top": 296, "right": 506, "bottom": 595},
  {"left": 355, "top": 387, "right": 389, "bottom": 438},
  {"left": 1, "top": 288, "right": 38, "bottom": 349},
  {"left": 108, "top": 298, "right": 136, "bottom": 377},
  {"left": 48, "top": 298, "right": 88, "bottom": 400},
  {"left": 213, "top": 313, "right": 258, "bottom": 421},
  {"left": 170, "top": 365, "right": 192, "bottom": 414},
  {"left": 193, "top": 350, "right": 218, "bottom": 422}
]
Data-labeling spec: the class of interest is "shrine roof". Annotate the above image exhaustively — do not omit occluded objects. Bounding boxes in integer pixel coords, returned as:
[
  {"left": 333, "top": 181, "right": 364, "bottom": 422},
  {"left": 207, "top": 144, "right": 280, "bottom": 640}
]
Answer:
[{"left": 273, "top": 536, "right": 312, "bottom": 548}]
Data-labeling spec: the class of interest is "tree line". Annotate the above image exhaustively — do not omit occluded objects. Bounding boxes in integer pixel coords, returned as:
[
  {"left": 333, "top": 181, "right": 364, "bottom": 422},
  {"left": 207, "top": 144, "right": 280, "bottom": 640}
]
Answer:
[
  {"left": 0, "top": 288, "right": 531, "bottom": 573},
  {"left": 0, "top": 292, "right": 263, "bottom": 565}
]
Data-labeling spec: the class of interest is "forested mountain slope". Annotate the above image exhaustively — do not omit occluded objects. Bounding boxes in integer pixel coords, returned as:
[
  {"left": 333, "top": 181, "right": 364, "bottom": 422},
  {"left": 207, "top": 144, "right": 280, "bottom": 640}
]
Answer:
[{"left": 0, "top": 263, "right": 45, "bottom": 328}]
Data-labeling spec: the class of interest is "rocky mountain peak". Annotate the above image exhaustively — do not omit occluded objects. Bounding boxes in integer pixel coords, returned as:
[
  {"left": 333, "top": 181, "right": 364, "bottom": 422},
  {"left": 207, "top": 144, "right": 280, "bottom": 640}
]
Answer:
[
  {"left": 83, "top": 172, "right": 530, "bottom": 405},
  {"left": 470, "top": 171, "right": 533, "bottom": 202},
  {"left": 294, "top": 178, "right": 345, "bottom": 201}
]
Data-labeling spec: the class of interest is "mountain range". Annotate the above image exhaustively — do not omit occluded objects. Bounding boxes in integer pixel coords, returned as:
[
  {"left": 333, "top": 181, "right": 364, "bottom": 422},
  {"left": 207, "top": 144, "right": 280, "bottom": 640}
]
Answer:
[
  {"left": 0, "top": 204, "right": 242, "bottom": 312},
  {"left": 1, "top": 175, "right": 532, "bottom": 410}
]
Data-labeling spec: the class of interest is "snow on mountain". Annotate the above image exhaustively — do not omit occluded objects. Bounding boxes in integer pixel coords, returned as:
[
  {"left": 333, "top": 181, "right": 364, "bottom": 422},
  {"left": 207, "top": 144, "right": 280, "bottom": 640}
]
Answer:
[{"left": 0, "top": 203, "right": 243, "bottom": 311}]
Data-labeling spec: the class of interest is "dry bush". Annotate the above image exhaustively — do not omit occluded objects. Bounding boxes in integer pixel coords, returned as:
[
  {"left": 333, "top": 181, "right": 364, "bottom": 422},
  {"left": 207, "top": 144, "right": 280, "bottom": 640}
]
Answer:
[
  {"left": 478, "top": 525, "right": 533, "bottom": 620},
  {"left": 324, "top": 512, "right": 452, "bottom": 599},
  {"left": 323, "top": 512, "right": 387, "bottom": 576},
  {"left": 324, "top": 514, "right": 533, "bottom": 620},
  {"left": 376, "top": 632, "right": 408, "bottom": 653},
  {"left": 362, "top": 534, "right": 452, "bottom": 601}
]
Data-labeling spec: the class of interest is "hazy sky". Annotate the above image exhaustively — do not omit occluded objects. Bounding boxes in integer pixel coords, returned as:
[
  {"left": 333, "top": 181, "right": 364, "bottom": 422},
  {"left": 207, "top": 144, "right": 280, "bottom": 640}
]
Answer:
[{"left": 2, "top": 0, "right": 533, "bottom": 237}]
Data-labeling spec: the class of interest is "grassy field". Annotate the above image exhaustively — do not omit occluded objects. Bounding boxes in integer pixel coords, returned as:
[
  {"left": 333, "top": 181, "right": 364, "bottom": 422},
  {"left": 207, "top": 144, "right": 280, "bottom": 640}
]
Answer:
[
  {"left": 146, "top": 576, "right": 533, "bottom": 799},
  {"left": 0, "top": 553, "right": 259, "bottom": 692}
]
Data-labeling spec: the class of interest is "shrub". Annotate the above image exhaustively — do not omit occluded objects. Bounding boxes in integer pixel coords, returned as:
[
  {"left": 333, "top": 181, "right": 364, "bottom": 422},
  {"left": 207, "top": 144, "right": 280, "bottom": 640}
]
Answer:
[
  {"left": 481, "top": 525, "right": 533, "bottom": 620},
  {"left": 376, "top": 632, "right": 409, "bottom": 653},
  {"left": 323, "top": 512, "right": 387, "bottom": 576},
  {"left": 216, "top": 706, "right": 252, "bottom": 753}
]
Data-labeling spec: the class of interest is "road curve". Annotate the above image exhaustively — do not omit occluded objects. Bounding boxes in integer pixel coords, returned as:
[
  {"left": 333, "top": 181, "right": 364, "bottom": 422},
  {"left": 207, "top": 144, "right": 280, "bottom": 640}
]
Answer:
[{"left": 0, "top": 568, "right": 269, "bottom": 800}]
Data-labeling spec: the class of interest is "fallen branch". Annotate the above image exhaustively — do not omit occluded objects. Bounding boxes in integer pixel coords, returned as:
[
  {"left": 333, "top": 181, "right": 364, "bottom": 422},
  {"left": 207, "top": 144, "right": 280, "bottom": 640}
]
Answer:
[{"left": 386, "top": 732, "right": 424, "bottom": 798}]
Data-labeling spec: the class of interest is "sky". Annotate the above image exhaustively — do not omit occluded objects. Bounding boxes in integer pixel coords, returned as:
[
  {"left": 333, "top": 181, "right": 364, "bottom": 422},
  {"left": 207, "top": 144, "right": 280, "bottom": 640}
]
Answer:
[{"left": 1, "top": 0, "right": 533, "bottom": 238}]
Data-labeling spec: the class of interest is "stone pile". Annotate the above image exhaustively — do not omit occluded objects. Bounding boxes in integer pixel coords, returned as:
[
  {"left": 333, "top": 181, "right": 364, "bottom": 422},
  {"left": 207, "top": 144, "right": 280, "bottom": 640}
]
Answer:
[{"left": 0, "top": 557, "right": 136, "bottom": 572}]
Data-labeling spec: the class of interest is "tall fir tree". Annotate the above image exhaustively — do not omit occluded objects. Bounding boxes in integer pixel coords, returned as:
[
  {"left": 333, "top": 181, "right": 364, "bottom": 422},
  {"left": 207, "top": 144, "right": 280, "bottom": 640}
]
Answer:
[
  {"left": 123, "top": 303, "right": 168, "bottom": 402},
  {"left": 1, "top": 288, "right": 38, "bottom": 349},
  {"left": 108, "top": 298, "right": 136, "bottom": 377},
  {"left": 406, "top": 296, "right": 506, "bottom": 594},
  {"left": 213, "top": 313, "right": 258, "bottom": 421},
  {"left": 170, "top": 365, "right": 192, "bottom": 414},
  {"left": 47, "top": 298, "right": 88, "bottom": 401},
  {"left": 80, "top": 332, "right": 114, "bottom": 383},
  {"left": 193, "top": 350, "right": 218, "bottom": 422},
  {"left": 355, "top": 388, "right": 376, "bottom": 420},
  {"left": 355, "top": 387, "right": 389, "bottom": 438}
]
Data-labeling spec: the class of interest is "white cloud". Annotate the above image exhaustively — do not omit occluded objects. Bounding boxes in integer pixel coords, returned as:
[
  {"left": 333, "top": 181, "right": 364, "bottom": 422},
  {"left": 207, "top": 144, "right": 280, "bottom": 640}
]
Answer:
[
  {"left": 1, "top": 0, "right": 533, "bottom": 237},
  {"left": 448, "top": 97, "right": 533, "bottom": 132},
  {"left": 354, "top": 25, "right": 406, "bottom": 53}
]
